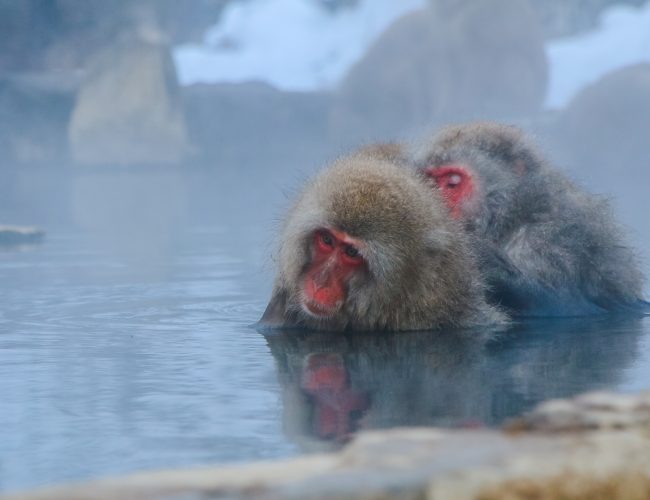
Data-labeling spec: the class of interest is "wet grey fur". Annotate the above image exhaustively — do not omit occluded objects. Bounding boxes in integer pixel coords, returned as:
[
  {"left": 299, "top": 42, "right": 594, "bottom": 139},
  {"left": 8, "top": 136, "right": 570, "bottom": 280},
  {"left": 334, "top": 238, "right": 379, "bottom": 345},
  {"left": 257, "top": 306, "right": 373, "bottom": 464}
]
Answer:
[
  {"left": 414, "top": 122, "right": 646, "bottom": 316},
  {"left": 261, "top": 153, "right": 506, "bottom": 331}
]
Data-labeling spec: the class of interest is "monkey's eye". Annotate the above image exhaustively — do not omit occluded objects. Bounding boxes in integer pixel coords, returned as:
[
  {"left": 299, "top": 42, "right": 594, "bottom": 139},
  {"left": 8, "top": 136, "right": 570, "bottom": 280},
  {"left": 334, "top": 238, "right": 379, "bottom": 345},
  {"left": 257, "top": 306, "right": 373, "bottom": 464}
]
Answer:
[
  {"left": 428, "top": 165, "right": 468, "bottom": 191},
  {"left": 342, "top": 245, "right": 362, "bottom": 264},
  {"left": 315, "top": 230, "right": 336, "bottom": 253},
  {"left": 321, "top": 231, "right": 334, "bottom": 247},
  {"left": 446, "top": 173, "right": 463, "bottom": 188},
  {"left": 345, "top": 246, "right": 359, "bottom": 258}
]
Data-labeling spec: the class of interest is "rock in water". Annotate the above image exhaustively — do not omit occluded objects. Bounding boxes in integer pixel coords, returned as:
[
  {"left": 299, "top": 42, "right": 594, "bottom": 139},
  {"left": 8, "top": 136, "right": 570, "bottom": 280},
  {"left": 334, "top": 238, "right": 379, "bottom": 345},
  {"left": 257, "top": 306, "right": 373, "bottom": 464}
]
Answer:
[
  {"left": 68, "top": 32, "right": 190, "bottom": 166},
  {"left": 0, "top": 225, "right": 44, "bottom": 245}
]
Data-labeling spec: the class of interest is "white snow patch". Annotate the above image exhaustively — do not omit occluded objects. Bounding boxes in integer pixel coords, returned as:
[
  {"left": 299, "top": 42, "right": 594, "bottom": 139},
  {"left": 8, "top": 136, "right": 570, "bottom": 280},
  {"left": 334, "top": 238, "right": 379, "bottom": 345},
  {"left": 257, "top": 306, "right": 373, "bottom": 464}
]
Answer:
[
  {"left": 173, "top": 0, "right": 425, "bottom": 90},
  {"left": 546, "top": 2, "right": 650, "bottom": 109},
  {"left": 174, "top": 0, "right": 650, "bottom": 108}
]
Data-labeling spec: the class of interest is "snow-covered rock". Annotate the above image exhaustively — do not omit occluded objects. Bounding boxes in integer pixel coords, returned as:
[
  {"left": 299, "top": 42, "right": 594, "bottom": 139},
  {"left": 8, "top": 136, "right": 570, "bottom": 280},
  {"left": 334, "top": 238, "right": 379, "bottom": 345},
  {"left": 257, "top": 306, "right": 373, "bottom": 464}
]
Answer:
[
  {"left": 552, "top": 63, "right": 650, "bottom": 182},
  {"left": 174, "top": 0, "right": 650, "bottom": 115},
  {"left": 546, "top": 2, "right": 650, "bottom": 108},
  {"left": 330, "top": 0, "right": 547, "bottom": 144},
  {"left": 173, "top": 0, "right": 425, "bottom": 91}
]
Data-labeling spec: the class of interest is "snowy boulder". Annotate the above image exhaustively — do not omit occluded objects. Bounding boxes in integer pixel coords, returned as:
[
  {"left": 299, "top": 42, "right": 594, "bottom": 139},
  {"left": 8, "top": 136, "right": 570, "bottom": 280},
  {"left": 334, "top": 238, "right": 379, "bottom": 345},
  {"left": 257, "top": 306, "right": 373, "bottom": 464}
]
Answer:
[
  {"left": 173, "top": 0, "right": 426, "bottom": 91},
  {"left": 15, "top": 390, "right": 650, "bottom": 500},
  {"left": 68, "top": 33, "right": 190, "bottom": 166},
  {"left": 542, "top": 64, "right": 650, "bottom": 265},
  {"left": 443, "top": 0, "right": 548, "bottom": 118},
  {"left": 331, "top": 0, "right": 547, "bottom": 145},
  {"left": 545, "top": 2, "right": 650, "bottom": 109},
  {"left": 554, "top": 63, "right": 650, "bottom": 178},
  {"left": 329, "top": 9, "right": 446, "bottom": 145}
]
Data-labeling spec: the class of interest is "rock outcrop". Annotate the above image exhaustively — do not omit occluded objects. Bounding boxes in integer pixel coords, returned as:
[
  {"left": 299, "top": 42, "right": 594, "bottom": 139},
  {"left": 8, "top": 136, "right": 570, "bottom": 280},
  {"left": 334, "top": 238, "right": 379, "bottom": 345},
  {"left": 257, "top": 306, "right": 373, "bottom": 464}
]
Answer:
[
  {"left": 553, "top": 63, "right": 650, "bottom": 180},
  {"left": 0, "top": 75, "right": 76, "bottom": 165},
  {"left": 183, "top": 82, "right": 332, "bottom": 168},
  {"left": 6, "top": 390, "right": 650, "bottom": 500},
  {"left": 68, "top": 31, "right": 190, "bottom": 166},
  {"left": 331, "top": 0, "right": 548, "bottom": 147}
]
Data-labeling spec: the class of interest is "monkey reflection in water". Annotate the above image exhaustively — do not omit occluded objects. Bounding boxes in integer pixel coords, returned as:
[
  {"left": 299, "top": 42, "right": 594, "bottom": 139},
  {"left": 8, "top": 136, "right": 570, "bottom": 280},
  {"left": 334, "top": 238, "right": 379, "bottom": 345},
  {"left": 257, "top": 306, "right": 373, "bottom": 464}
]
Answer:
[
  {"left": 264, "top": 316, "right": 643, "bottom": 449},
  {"left": 261, "top": 152, "right": 505, "bottom": 332},
  {"left": 300, "top": 353, "right": 370, "bottom": 443}
]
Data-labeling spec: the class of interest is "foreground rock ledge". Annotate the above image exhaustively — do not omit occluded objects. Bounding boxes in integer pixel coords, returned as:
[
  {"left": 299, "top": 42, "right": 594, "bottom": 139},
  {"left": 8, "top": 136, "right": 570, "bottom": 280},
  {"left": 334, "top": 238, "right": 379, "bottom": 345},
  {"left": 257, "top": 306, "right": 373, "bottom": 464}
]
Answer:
[{"left": 6, "top": 391, "right": 650, "bottom": 500}]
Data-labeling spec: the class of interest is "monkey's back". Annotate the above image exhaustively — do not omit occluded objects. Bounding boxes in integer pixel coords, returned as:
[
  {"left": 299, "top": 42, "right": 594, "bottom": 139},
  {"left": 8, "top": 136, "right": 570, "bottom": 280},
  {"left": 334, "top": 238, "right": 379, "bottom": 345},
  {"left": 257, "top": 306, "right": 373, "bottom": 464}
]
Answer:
[
  {"left": 420, "top": 121, "right": 648, "bottom": 317},
  {"left": 498, "top": 169, "right": 647, "bottom": 316}
]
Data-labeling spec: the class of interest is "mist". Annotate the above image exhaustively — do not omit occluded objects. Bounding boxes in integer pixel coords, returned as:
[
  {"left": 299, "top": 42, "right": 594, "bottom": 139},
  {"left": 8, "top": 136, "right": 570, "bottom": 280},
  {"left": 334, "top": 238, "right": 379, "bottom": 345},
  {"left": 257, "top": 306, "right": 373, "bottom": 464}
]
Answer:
[
  {"left": 1, "top": 0, "right": 650, "bottom": 494},
  {"left": 1, "top": 0, "right": 649, "bottom": 279}
]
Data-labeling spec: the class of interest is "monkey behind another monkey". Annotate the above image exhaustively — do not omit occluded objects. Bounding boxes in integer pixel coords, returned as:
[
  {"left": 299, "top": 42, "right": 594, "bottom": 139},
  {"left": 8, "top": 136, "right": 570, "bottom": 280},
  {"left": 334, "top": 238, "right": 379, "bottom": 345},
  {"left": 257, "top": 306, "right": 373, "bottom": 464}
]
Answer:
[
  {"left": 417, "top": 122, "right": 648, "bottom": 317},
  {"left": 260, "top": 152, "right": 506, "bottom": 332}
]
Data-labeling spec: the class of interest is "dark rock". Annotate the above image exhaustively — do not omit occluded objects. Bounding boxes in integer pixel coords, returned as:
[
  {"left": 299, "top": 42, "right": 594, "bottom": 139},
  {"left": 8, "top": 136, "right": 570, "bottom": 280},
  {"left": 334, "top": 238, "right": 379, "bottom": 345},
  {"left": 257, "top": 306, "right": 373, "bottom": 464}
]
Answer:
[
  {"left": 553, "top": 63, "right": 650, "bottom": 180},
  {"left": 183, "top": 81, "right": 333, "bottom": 168},
  {"left": 548, "top": 63, "right": 650, "bottom": 249},
  {"left": 331, "top": 0, "right": 547, "bottom": 147},
  {"left": 329, "top": 10, "right": 447, "bottom": 146},
  {"left": 0, "top": 1, "right": 237, "bottom": 73},
  {"left": 0, "top": 74, "right": 75, "bottom": 165}
]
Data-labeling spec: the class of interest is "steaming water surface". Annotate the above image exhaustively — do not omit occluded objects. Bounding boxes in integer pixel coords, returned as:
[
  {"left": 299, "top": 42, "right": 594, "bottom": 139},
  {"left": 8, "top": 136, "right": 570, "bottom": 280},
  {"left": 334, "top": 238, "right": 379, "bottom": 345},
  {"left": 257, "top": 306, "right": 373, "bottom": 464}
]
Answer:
[
  {"left": 1, "top": 171, "right": 650, "bottom": 494},
  {"left": 0, "top": 228, "right": 294, "bottom": 492}
]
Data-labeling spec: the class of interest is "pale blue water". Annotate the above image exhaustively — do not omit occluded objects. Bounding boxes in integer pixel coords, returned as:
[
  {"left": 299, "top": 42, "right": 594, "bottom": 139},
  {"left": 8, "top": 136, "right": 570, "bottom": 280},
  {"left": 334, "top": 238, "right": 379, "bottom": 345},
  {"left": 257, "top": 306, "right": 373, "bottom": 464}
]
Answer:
[
  {"left": 1, "top": 170, "right": 650, "bottom": 494},
  {"left": 0, "top": 228, "right": 294, "bottom": 492}
]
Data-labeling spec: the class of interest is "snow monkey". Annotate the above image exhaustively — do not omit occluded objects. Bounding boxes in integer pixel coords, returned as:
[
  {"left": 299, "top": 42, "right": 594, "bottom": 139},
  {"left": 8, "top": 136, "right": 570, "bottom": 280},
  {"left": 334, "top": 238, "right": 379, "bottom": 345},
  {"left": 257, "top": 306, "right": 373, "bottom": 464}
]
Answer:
[
  {"left": 260, "top": 152, "right": 506, "bottom": 332},
  {"left": 417, "top": 121, "right": 647, "bottom": 317}
]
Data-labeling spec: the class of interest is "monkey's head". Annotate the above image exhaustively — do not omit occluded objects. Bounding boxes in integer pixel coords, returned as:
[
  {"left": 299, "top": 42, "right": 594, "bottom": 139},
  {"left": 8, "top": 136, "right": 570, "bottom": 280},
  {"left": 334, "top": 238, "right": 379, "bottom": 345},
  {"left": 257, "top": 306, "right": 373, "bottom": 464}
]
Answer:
[
  {"left": 266, "top": 154, "right": 482, "bottom": 332},
  {"left": 417, "top": 122, "right": 547, "bottom": 236}
]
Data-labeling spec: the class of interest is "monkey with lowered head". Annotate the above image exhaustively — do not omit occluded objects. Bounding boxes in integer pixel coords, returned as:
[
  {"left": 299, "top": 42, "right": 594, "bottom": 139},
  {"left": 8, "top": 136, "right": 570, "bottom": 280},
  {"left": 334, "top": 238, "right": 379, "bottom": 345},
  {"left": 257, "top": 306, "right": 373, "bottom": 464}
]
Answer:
[
  {"left": 415, "top": 121, "right": 647, "bottom": 317},
  {"left": 260, "top": 152, "right": 506, "bottom": 332}
]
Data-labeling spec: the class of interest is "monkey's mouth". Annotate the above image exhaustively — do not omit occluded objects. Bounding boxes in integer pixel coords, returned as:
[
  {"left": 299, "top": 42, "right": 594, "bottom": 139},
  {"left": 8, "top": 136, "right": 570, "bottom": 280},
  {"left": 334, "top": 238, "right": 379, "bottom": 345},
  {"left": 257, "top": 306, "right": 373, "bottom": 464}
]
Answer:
[{"left": 302, "top": 298, "right": 341, "bottom": 318}]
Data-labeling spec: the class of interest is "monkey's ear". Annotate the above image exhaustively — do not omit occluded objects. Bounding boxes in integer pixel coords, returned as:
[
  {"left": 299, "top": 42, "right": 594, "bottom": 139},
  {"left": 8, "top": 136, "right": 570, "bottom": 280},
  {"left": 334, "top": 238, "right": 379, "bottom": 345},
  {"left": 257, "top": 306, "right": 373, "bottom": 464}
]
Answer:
[{"left": 259, "top": 288, "right": 289, "bottom": 327}]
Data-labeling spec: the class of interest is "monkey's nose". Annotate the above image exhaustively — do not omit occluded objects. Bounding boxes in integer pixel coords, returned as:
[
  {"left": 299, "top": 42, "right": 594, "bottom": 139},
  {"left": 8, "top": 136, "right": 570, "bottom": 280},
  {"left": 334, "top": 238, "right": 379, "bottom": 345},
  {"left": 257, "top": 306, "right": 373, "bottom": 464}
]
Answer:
[{"left": 303, "top": 272, "right": 345, "bottom": 315}]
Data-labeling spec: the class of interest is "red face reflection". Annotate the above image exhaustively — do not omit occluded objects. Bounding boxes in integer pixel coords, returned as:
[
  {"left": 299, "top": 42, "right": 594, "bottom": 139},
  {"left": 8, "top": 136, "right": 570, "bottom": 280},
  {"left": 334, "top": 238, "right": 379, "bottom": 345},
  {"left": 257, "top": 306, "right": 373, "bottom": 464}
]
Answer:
[{"left": 301, "top": 353, "right": 370, "bottom": 443}]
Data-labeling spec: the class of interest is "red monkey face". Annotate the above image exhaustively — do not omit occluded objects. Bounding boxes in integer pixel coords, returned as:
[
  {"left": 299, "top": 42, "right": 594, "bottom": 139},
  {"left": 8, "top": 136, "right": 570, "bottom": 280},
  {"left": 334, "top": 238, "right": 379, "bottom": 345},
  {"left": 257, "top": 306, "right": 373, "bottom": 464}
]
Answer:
[
  {"left": 301, "top": 228, "right": 365, "bottom": 318},
  {"left": 423, "top": 164, "right": 476, "bottom": 219}
]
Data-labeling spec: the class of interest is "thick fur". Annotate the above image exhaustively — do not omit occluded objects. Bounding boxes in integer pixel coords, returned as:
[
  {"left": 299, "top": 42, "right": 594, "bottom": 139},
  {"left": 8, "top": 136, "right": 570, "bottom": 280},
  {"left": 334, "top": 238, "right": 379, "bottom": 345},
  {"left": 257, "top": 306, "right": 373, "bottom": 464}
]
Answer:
[
  {"left": 261, "top": 153, "right": 506, "bottom": 331},
  {"left": 415, "top": 121, "right": 647, "bottom": 317},
  {"left": 355, "top": 142, "right": 406, "bottom": 164}
]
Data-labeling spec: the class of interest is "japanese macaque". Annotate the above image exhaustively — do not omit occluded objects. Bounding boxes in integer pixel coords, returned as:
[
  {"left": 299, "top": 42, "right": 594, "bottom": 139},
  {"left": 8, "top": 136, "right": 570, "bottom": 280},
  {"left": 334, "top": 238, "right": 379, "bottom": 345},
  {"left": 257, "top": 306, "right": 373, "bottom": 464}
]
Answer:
[
  {"left": 260, "top": 153, "right": 506, "bottom": 332},
  {"left": 416, "top": 121, "right": 647, "bottom": 316}
]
